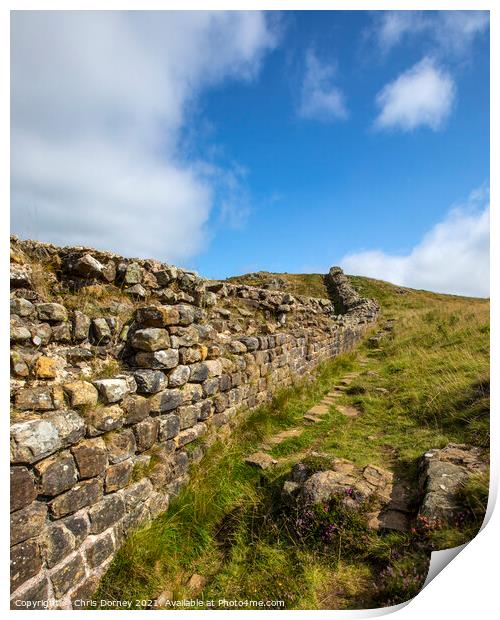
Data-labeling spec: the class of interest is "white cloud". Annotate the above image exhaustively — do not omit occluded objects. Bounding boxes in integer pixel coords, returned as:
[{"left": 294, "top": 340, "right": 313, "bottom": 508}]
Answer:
[
  {"left": 373, "top": 10, "right": 489, "bottom": 58},
  {"left": 11, "top": 11, "right": 276, "bottom": 262},
  {"left": 374, "top": 57, "right": 455, "bottom": 131},
  {"left": 298, "top": 50, "right": 347, "bottom": 121},
  {"left": 340, "top": 187, "right": 490, "bottom": 297}
]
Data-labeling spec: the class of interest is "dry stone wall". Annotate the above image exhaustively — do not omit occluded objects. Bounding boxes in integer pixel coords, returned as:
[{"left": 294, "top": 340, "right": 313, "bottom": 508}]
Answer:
[{"left": 9, "top": 237, "right": 378, "bottom": 609}]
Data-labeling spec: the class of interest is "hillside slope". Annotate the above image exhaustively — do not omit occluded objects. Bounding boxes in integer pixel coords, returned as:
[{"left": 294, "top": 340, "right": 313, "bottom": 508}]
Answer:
[{"left": 97, "top": 271, "right": 489, "bottom": 609}]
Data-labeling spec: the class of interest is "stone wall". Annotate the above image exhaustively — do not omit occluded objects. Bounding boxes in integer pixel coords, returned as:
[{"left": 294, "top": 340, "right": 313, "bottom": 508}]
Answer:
[{"left": 10, "top": 237, "right": 378, "bottom": 609}]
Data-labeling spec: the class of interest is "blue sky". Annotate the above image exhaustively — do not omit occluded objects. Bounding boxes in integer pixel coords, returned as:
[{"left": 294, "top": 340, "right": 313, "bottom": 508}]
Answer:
[{"left": 11, "top": 11, "right": 490, "bottom": 296}]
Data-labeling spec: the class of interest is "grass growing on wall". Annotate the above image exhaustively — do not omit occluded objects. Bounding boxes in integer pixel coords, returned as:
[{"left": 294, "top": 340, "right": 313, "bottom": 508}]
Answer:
[{"left": 97, "top": 275, "right": 489, "bottom": 609}]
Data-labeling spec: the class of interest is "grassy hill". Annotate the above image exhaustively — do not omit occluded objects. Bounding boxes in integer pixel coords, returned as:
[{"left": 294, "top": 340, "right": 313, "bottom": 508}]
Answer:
[{"left": 97, "top": 273, "right": 489, "bottom": 609}]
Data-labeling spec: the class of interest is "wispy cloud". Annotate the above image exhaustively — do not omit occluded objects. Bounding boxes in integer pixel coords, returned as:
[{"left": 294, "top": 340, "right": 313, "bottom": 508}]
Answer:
[
  {"left": 297, "top": 50, "right": 348, "bottom": 121},
  {"left": 374, "top": 57, "right": 455, "bottom": 131},
  {"left": 373, "top": 10, "right": 489, "bottom": 58},
  {"left": 340, "top": 186, "right": 490, "bottom": 297},
  {"left": 11, "top": 11, "right": 277, "bottom": 262}
]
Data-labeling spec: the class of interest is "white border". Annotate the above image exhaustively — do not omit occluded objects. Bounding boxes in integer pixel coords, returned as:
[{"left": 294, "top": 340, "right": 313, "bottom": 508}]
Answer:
[{"left": 2, "top": 2, "right": 495, "bottom": 618}]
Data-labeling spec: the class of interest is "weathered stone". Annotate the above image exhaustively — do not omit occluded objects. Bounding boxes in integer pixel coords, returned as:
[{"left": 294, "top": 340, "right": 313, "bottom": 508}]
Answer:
[
  {"left": 176, "top": 304, "right": 195, "bottom": 326},
  {"left": 168, "top": 364, "right": 191, "bottom": 387},
  {"left": 36, "top": 302, "right": 68, "bottom": 323},
  {"left": 35, "top": 451, "right": 78, "bottom": 496},
  {"left": 93, "top": 378, "right": 129, "bottom": 403},
  {"left": 50, "top": 553, "right": 86, "bottom": 598},
  {"left": 152, "top": 268, "right": 175, "bottom": 288},
  {"left": 11, "top": 502, "right": 47, "bottom": 546},
  {"left": 134, "top": 418, "right": 159, "bottom": 451},
  {"left": 91, "top": 318, "right": 112, "bottom": 344},
  {"left": 10, "top": 297, "right": 34, "bottom": 317},
  {"left": 189, "top": 362, "right": 210, "bottom": 383},
  {"left": 71, "top": 438, "right": 108, "bottom": 478},
  {"left": 131, "top": 328, "right": 170, "bottom": 352},
  {"left": 88, "top": 404, "right": 124, "bottom": 432},
  {"left": 158, "top": 414, "right": 180, "bottom": 440},
  {"left": 300, "top": 471, "right": 347, "bottom": 505},
  {"left": 122, "top": 478, "right": 153, "bottom": 509},
  {"left": 50, "top": 410, "right": 86, "bottom": 447},
  {"left": 66, "top": 346, "right": 93, "bottom": 364},
  {"left": 121, "top": 262, "right": 142, "bottom": 285},
  {"left": 10, "top": 575, "right": 49, "bottom": 609},
  {"left": 52, "top": 323, "right": 72, "bottom": 343},
  {"left": 33, "top": 356, "right": 57, "bottom": 379},
  {"left": 176, "top": 423, "right": 207, "bottom": 447},
  {"left": 202, "top": 377, "right": 219, "bottom": 397},
  {"left": 124, "top": 283, "right": 147, "bottom": 299},
  {"left": 135, "top": 348, "right": 179, "bottom": 369},
  {"left": 10, "top": 320, "right": 32, "bottom": 343},
  {"left": 244, "top": 452, "right": 277, "bottom": 470},
  {"left": 10, "top": 539, "right": 43, "bottom": 593},
  {"left": 71, "top": 253, "right": 104, "bottom": 278},
  {"left": 179, "top": 346, "right": 202, "bottom": 364},
  {"left": 43, "top": 523, "right": 75, "bottom": 568},
  {"left": 10, "top": 418, "right": 60, "bottom": 464},
  {"left": 64, "top": 380, "right": 99, "bottom": 407},
  {"left": 69, "top": 575, "right": 101, "bottom": 606},
  {"left": 104, "top": 429, "right": 136, "bottom": 464},
  {"left": 49, "top": 479, "right": 102, "bottom": 518},
  {"left": 199, "top": 400, "right": 213, "bottom": 420},
  {"left": 10, "top": 264, "right": 32, "bottom": 289},
  {"left": 105, "top": 460, "right": 133, "bottom": 492},
  {"left": 229, "top": 340, "right": 247, "bottom": 354},
  {"left": 135, "top": 305, "right": 180, "bottom": 327},
  {"left": 182, "top": 383, "right": 203, "bottom": 404},
  {"left": 31, "top": 323, "right": 52, "bottom": 346},
  {"left": 239, "top": 336, "right": 259, "bottom": 352},
  {"left": 86, "top": 533, "right": 115, "bottom": 568},
  {"left": 62, "top": 513, "right": 89, "bottom": 546},
  {"left": 121, "top": 394, "right": 150, "bottom": 424},
  {"left": 10, "top": 351, "right": 29, "bottom": 377},
  {"left": 133, "top": 369, "right": 167, "bottom": 394},
  {"left": 15, "top": 386, "right": 55, "bottom": 411},
  {"left": 150, "top": 388, "right": 183, "bottom": 413},
  {"left": 88, "top": 494, "right": 125, "bottom": 534},
  {"left": 73, "top": 311, "right": 91, "bottom": 341},
  {"left": 11, "top": 467, "right": 37, "bottom": 512},
  {"left": 177, "top": 405, "right": 200, "bottom": 430},
  {"left": 169, "top": 325, "right": 200, "bottom": 347}
]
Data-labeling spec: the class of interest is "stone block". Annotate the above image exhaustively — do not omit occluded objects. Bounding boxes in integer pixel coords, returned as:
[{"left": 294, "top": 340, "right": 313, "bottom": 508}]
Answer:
[
  {"left": 36, "top": 302, "right": 68, "bottom": 323},
  {"left": 93, "top": 378, "right": 129, "bottom": 403},
  {"left": 89, "top": 404, "right": 124, "bottom": 432},
  {"left": 10, "top": 501, "right": 47, "bottom": 546},
  {"left": 64, "top": 381, "right": 98, "bottom": 407},
  {"left": 88, "top": 494, "right": 125, "bottom": 534},
  {"left": 134, "top": 418, "right": 159, "bottom": 451},
  {"left": 158, "top": 414, "right": 180, "bottom": 440},
  {"left": 34, "top": 451, "right": 78, "bottom": 496},
  {"left": 43, "top": 523, "right": 75, "bottom": 568},
  {"left": 105, "top": 460, "right": 133, "bottom": 492},
  {"left": 86, "top": 532, "right": 115, "bottom": 569},
  {"left": 10, "top": 466, "right": 36, "bottom": 512},
  {"left": 10, "top": 539, "right": 43, "bottom": 593},
  {"left": 50, "top": 553, "right": 86, "bottom": 598},
  {"left": 71, "top": 438, "right": 108, "bottom": 478},
  {"left": 104, "top": 429, "right": 136, "bottom": 464},
  {"left": 131, "top": 328, "right": 170, "bottom": 351},
  {"left": 49, "top": 479, "right": 102, "bottom": 518}
]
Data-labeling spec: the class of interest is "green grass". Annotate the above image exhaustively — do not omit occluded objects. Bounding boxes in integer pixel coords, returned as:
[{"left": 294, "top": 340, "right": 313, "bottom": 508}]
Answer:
[{"left": 97, "top": 274, "right": 489, "bottom": 609}]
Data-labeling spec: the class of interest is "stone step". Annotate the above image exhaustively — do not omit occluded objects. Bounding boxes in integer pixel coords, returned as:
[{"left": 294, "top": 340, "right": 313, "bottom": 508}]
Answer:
[
  {"left": 244, "top": 452, "right": 278, "bottom": 470},
  {"left": 335, "top": 404, "right": 360, "bottom": 418},
  {"left": 303, "top": 414, "right": 322, "bottom": 423},
  {"left": 306, "top": 404, "right": 330, "bottom": 416}
]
